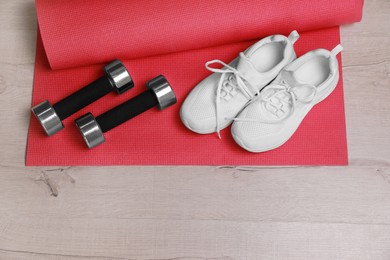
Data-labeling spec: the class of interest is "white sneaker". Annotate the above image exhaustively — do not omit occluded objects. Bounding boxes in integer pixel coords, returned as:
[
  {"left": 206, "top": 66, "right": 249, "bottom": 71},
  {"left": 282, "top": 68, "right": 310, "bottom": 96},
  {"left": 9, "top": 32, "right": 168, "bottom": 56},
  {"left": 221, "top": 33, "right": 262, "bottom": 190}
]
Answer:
[
  {"left": 180, "top": 31, "right": 300, "bottom": 137},
  {"left": 231, "top": 44, "right": 344, "bottom": 152}
]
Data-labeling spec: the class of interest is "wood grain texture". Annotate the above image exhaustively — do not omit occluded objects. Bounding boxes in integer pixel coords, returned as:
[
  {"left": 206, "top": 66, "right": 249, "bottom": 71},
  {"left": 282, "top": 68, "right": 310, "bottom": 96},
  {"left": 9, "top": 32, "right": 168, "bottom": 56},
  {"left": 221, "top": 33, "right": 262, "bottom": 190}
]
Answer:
[
  {"left": 0, "top": 0, "right": 389, "bottom": 259},
  {"left": 340, "top": 0, "right": 390, "bottom": 166}
]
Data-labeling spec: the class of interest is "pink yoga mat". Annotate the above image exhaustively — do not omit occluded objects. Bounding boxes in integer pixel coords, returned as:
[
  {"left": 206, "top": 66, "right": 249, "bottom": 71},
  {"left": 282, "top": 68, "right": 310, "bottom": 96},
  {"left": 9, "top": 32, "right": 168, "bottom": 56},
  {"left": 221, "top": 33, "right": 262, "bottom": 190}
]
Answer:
[{"left": 27, "top": 0, "right": 364, "bottom": 166}]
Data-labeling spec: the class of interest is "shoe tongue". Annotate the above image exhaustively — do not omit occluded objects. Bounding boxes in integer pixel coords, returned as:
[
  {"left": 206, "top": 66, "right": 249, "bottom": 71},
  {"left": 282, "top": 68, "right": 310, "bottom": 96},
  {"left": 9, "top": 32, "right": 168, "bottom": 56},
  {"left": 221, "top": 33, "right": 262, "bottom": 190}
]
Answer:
[
  {"left": 280, "top": 70, "right": 298, "bottom": 87},
  {"left": 280, "top": 69, "right": 314, "bottom": 88},
  {"left": 236, "top": 53, "right": 264, "bottom": 88}
]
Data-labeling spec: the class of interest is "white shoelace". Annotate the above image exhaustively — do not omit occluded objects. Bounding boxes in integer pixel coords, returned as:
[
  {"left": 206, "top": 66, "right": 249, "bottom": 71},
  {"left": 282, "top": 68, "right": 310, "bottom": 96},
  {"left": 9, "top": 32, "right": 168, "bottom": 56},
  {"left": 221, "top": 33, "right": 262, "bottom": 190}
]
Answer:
[
  {"left": 232, "top": 80, "right": 317, "bottom": 124},
  {"left": 205, "top": 59, "right": 258, "bottom": 138}
]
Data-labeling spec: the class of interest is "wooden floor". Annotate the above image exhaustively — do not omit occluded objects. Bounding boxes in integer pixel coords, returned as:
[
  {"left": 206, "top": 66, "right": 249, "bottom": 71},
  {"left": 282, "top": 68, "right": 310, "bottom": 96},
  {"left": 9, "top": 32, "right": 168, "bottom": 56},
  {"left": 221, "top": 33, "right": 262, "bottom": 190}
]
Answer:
[{"left": 0, "top": 0, "right": 389, "bottom": 259}]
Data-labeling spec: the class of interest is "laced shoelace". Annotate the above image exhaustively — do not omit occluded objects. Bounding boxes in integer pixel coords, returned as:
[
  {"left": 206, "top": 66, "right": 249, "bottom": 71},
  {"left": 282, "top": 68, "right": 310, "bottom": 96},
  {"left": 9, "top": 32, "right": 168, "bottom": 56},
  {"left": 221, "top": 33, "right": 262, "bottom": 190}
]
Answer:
[
  {"left": 205, "top": 59, "right": 258, "bottom": 138},
  {"left": 232, "top": 80, "right": 317, "bottom": 124}
]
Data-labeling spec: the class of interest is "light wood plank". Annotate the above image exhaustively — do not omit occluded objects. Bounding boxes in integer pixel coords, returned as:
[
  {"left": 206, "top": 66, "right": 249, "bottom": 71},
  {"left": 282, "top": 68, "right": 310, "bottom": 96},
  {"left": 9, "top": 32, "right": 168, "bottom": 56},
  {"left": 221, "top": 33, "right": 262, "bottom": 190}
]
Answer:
[
  {"left": 0, "top": 0, "right": 390, "bottom": 259},
  {"left": 0, "top": 166, "right": 389, "bottom": 224},
  {"left": 340, "top": 0, "right": 390, "bottom": 166},
  {"left": 1, "top": 217, "right": 390, "bottom": 260},
  {"left": 0, "top": 63, "right": 35, "bottom": 166}
]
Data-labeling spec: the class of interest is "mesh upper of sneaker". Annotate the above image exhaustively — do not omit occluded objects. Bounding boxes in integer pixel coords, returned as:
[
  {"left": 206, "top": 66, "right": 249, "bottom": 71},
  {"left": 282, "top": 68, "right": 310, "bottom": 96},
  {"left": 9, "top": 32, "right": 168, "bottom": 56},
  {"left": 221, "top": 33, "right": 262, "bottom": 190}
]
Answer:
[
  {"left": 232, "top": 47, "right": 341, "bottom": 150},
  {"left": 180, "top": 32, "right": 299, "bottom": 134}
]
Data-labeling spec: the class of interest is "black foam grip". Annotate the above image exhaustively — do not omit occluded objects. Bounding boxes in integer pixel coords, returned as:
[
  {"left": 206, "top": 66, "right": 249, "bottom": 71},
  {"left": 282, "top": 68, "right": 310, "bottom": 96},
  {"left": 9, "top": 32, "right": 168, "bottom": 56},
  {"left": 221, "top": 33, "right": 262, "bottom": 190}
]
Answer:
[
  {"left": 53, "top": 76, "right": 113, "bottom": 120},
  {"left": 96, "top": 90, "right": 158, "bottom": 133}
]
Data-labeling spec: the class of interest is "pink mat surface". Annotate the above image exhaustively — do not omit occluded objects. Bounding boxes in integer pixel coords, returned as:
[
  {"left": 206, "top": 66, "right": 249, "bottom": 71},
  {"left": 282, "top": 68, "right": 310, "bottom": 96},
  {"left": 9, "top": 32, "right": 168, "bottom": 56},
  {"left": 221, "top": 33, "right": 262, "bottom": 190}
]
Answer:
[{"left": 27, "top": 0, "right": 364, "bottom": 166}]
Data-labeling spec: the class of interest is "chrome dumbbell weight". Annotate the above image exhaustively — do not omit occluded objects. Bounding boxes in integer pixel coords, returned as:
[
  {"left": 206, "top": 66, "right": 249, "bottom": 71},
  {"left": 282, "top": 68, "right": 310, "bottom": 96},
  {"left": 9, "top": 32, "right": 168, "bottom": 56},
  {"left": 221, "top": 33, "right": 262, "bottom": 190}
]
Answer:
[
  {"left": 31, "top": 60, "right": 134, "bottom": 136},
  {"left": 75, "top": 75, "right": 177, "bottom": 149}
]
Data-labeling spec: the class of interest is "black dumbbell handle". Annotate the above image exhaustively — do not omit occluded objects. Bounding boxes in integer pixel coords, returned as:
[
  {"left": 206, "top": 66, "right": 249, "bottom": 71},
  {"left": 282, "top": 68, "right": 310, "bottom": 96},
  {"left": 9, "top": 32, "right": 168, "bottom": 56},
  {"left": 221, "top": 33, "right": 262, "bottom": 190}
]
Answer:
[
  {"left": 96, "top": 90, "right": 158, "bottom": 133},
  {"left": 52, "top": 76, "right": 113, "bottom": 120}
]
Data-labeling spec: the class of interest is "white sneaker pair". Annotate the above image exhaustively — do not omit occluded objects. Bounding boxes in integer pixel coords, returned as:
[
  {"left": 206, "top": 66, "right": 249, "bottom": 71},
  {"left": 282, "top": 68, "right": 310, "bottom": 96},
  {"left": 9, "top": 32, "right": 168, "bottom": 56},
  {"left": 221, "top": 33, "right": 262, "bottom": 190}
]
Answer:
[{"left": 180, "top": 31, "right": 343, "bottom": 153}]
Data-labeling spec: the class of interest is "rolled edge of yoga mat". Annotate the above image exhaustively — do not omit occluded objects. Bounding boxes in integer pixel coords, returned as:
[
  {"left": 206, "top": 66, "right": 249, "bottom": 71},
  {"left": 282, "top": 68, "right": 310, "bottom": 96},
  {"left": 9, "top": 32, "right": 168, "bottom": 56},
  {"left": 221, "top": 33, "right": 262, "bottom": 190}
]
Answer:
[{"left": 35, "top": 0, "right": 364, "bottom": 70}]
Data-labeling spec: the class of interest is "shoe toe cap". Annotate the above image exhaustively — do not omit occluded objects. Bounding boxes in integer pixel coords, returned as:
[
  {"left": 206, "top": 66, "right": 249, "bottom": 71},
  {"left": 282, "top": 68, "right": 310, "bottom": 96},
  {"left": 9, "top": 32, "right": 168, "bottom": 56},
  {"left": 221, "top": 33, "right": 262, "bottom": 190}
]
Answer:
[
  {"left": 180, "top": 77, "right": 219, "bottom": 134},
  {"left": 231, "top": 113, "right": 283, "bottom": 153},
  {"left": 180, "top": 106, "right": 216, "bottom": 134}
]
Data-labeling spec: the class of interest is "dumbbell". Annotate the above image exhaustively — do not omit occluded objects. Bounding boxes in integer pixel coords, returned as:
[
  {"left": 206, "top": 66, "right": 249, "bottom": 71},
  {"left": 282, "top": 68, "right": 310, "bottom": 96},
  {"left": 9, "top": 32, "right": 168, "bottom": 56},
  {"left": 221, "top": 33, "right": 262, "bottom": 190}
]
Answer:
[
  {"left": 75, "top": 75, "right": 177, "bottom": 149},
  {"left": 31, "top": 60, "right": 134, "bottom": 136}
]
